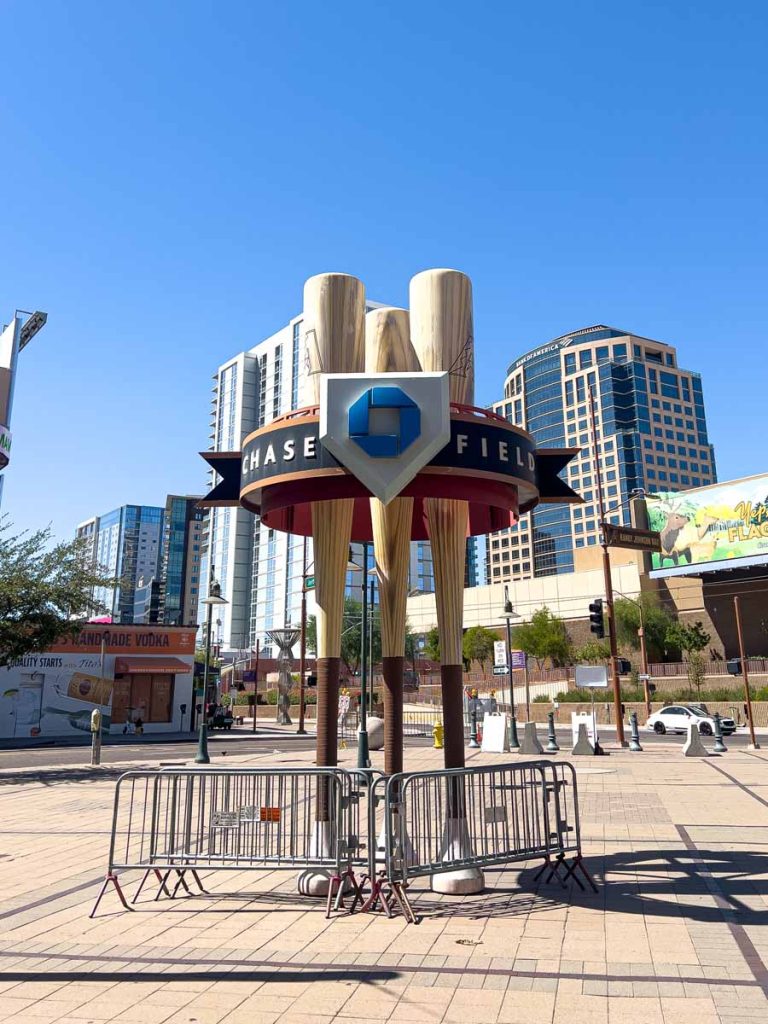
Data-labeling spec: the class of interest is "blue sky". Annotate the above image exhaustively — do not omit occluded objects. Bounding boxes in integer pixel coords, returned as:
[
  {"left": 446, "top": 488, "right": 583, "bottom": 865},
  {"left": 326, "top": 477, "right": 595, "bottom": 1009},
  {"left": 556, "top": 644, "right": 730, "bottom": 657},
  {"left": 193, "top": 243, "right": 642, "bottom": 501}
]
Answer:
[{"left": 1, "top": 1, "right": 766, "bottom": 538}]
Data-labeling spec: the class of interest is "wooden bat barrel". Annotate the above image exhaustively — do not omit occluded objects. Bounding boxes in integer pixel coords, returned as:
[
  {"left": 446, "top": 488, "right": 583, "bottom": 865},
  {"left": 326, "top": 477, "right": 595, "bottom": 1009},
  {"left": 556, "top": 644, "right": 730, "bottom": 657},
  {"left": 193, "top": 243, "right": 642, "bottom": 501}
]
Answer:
[
  {"left": 365, "top": 306, "right": 420, "bottom": 776},
  {"left": 304, "top": 273, "right": 365, "bottom": 781},
  {"left": 409, "top": 269, "right": 474, "bottom": 770}
]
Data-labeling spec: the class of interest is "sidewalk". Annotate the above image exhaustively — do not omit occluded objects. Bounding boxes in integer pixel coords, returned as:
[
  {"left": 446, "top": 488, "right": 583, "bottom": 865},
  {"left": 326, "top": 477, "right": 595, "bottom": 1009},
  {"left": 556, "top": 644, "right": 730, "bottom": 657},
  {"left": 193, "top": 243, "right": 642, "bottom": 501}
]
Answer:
[
  {"left": 0, "top": 742, "right": 766, "bottom": 1023},
  {"left": 0, "top": 719, "right": 316, "bottom": 751}
]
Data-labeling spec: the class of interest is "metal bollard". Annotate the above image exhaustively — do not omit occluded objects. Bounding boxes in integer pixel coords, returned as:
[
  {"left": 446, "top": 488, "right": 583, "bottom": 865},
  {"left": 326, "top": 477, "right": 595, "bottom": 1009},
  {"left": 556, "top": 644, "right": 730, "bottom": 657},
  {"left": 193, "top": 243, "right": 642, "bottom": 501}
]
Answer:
[
  {"left": 629, "top": 711, "right": 643, "bottom": 752},
  {"left": 509, "top": 712, "right": 521, "bottom": 751},
  {"left": 433, "top": 719, "right": 444, "bottom": 749},
  {"left": 469, "top": 709, "right": 480, "bottom": 748},
  {"left": 90, "top": 708, "right": 102, "bottom": 766},
  {"left": 546, "top": 711, "right": 560, "bottom": 753},
  {"left": 713, "top": 712, "right": 727, "bottom": 753}
]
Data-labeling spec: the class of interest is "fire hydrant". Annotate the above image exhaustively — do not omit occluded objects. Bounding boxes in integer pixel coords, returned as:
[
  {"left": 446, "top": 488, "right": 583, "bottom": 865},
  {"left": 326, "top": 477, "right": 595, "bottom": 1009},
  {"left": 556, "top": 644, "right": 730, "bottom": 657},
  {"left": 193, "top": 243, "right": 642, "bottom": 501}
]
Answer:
[{"left": 433, "top": 719, "right": 444, "bottom": 749}]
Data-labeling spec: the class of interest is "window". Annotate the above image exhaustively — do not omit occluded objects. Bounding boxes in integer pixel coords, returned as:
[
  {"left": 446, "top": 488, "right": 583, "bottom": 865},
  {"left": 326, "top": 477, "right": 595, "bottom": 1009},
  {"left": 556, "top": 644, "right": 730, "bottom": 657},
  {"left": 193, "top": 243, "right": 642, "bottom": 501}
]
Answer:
[
  {"left": 579, "top": 350, "right": 593, "bottom": 369},
  {"left": 613, "top": 343, "right": 627, "bottom": 361},
  {"left": 596, "top": 346, "right": 610, "bottom": 363},
  {"left": 576, "top": 378, "right": 586, "bottom": 403},
  {"left": 564, "top": 353, "right": 576, "bottom": 374},
  {"left": 564, "top": 380, "right": 574, "bottom": 405},
  {"left": 665, "top": 353, "right": 675, "bottom": 366}
]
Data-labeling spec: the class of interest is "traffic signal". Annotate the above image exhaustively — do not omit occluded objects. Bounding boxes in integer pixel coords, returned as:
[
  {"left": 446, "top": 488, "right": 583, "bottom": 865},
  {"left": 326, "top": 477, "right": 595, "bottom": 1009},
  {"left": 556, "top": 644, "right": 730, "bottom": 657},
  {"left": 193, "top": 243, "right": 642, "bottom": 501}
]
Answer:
[
  {"left": 617, "top": 658, "right": 632, "bottom": 675},
  {"left": 589, "top": 599, "right": 605, "bottom": 638},
  {"left": 306, "top": 674, "right": 318, "bottom": 688},
  {"left": 727, "top": 658, "right": 742, "bottom": 676}
]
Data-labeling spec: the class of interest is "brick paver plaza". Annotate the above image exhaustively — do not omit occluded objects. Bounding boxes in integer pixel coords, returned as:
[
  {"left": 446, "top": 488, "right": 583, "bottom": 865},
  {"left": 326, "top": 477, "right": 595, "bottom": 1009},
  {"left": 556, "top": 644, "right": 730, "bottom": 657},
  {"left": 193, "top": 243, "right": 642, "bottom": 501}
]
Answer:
[{"left": 1, "top": 741, "right": 766, "bottom": 1024}]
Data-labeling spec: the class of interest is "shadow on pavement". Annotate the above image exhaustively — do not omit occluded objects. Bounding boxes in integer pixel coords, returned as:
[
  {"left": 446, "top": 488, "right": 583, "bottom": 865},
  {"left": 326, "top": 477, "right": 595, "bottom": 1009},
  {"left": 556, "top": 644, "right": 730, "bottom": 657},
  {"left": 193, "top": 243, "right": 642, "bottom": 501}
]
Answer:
[{"left": 0, "top": 766, "right": 140, "bottom": 787}]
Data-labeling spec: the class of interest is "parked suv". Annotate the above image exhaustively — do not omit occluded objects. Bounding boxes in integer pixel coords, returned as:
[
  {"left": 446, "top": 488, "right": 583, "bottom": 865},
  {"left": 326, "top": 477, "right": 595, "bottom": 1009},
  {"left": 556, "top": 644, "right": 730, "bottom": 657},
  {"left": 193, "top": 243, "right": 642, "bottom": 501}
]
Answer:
[{"left": 646, "top": 704, "right": 737, "bottom": 736}]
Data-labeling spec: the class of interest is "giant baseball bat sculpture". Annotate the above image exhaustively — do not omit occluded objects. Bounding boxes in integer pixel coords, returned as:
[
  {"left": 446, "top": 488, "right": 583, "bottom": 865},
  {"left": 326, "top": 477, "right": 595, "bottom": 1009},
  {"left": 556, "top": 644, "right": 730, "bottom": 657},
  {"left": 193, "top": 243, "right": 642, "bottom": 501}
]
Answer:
[
  {"left": 409, "top": 269, "right": 473, "bottom": 769},
  {"left": 299, "top": 272, "right": 365, "bottom": 896},
  {"left": 365, "top": 307, "right": 420, "bottom": 777},
  {"left": 409, "top": 268, "right": 483, "bottom": 894}
]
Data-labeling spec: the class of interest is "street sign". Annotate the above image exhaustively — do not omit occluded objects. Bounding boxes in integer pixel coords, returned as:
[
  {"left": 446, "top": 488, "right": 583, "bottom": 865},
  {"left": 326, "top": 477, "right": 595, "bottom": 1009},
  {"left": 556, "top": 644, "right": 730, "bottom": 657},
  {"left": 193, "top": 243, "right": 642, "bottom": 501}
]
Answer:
[
  {"left": 574, "top": 665, "right": 609, "bottom": 688},
  {"left": 603, "top": 523, "right": 661, "bottom": 552},
  {"left": 510, "top": 649, "right": 527, "bottom": 670},
  {"left": 305, "top": 575, "right": 315, "bottom": 590},
  {"left": 637, "top": 673, "right": 650, "bottom": 681},
  {"left": 493, "top": 640, "right": 507, "bottom": 668},
  {"left": 492, "top": 665, "right": 508, "bottom": 676}
]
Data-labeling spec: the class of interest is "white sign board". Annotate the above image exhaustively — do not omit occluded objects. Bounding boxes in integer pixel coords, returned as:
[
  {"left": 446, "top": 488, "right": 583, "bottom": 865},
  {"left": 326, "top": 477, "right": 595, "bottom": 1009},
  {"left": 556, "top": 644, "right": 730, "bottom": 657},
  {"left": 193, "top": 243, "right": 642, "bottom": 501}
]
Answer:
[
  {"left": 574, "top": 665, "right": 609, "bottom": 688},
  {"left": 571, "top": 712, "right": 596, "bottom": 746},
  {"left": 481, "top": 713, "right": 509, "bottom": 753},
  {"left": 493, "top": 641, "right": 507, "bottom": 668}
]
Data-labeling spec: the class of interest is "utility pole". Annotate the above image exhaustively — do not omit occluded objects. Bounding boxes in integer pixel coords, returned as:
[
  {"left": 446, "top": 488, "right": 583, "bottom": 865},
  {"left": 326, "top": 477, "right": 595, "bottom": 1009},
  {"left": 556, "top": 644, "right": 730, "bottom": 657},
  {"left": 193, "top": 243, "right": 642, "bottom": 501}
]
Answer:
[
  {"left": 734, "top": 595, "right": 759, "bottom": 749},
  {"left": 589, "top": 386, "right": 626, "bottom": 747}
]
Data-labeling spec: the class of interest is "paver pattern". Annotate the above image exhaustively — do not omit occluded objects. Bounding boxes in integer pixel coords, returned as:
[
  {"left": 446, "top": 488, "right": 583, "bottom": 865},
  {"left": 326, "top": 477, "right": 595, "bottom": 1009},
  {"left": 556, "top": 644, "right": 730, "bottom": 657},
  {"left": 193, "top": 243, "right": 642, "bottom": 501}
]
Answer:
[{"left": 1, "top": 740, "right": 766, "bottom": 1023}]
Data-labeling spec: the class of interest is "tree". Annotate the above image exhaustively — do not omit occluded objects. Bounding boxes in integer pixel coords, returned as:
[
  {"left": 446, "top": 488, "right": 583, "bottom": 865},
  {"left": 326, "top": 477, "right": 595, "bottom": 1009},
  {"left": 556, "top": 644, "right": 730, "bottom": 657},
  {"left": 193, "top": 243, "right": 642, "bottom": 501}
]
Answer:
[
  {"left": 423, "top": 626, "right": 441, "bottom": 663},
  {"left": 614, "top": 595, "right": 677, "bottom": 662},
  {"left": 305, "top": 596, "right": 381, "bottom": 677},
  {"left": 665, "top": 620, "right": 711, "bottom": 698},
  {"left": 512, "top": 607, "right": 572, "bottom": 668},
  {"left": 574, "top": 639, "right": 611, "bottom": 663},
  {"left": 0, "top": 520, "right": 115, "bottom": 667},
  {"left": 462, "top": 626, "right": 498, "bottom": 671}
]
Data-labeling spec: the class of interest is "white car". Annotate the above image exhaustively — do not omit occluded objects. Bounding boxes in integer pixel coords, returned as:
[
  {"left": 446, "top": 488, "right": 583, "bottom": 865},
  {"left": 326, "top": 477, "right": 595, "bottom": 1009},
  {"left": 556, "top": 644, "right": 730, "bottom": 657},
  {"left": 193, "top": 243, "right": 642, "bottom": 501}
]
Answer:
[{"left": 646, "top": 704, "right": 737, "bottom": 737}]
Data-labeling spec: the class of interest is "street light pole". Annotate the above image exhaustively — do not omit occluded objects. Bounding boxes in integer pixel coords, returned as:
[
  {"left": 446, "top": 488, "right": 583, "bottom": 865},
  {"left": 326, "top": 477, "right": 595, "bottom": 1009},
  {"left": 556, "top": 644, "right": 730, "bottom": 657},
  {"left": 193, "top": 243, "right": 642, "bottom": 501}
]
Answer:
[
  {"left": 357, "top": 542, "right": 370, "bottom": 769},
  {"left": 589, "top": 386, "right": 626, "bottom": 747},
  {"left": 734, "top": 595, "right": 759, "bottom": 749},
  {"left": 196, "top": 578, "right": 228, "bottom": 765}
]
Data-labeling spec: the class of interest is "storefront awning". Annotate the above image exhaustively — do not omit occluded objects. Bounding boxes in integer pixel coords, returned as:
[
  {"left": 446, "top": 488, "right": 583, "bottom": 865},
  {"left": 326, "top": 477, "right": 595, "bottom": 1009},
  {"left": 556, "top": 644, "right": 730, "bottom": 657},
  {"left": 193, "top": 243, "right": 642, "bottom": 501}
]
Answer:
[{"left": 115, "top": 657, "right": 191, "bottom": 675}]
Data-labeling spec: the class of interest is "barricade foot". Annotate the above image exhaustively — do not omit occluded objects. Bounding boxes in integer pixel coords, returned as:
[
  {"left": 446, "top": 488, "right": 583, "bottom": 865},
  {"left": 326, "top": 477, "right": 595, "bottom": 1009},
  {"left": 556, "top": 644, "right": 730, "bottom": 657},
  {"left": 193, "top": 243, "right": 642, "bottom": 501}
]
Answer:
[
  {"left": 562, "top": 854, "right": 598, "bottom": 894},
  {"left": 359, "top": 873, "right": 395, "bottom": 918},
  {"left": 90, "top": 873, "right": 135, "bottom": 918},
  {"left": 533, "top": 854, "right": 567, "bottom": 889},
  {"left": 190, "top": 870, "right": 209, "bottom": 894},
  {"left": 390, "top": 881, "right": 417, "bottom": 924}
]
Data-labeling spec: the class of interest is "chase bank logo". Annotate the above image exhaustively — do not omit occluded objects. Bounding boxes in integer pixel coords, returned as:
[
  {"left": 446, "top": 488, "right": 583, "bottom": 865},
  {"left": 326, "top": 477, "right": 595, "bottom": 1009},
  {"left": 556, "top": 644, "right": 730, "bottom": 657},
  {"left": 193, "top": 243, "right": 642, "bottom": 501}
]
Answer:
[
  {"left": 348, "top": 387, "right": 420, "bottom": 458},
  {"left": 320, "top": 373, "right": 450, "bottom": 505}
]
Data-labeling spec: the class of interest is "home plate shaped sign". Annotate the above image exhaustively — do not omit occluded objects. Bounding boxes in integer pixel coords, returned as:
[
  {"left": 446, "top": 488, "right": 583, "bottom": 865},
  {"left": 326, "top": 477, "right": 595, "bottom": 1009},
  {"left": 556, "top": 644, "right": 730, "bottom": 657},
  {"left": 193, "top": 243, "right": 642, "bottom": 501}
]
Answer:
[{"left": 320, "top": 372, "right": 450, "bottom": 504}]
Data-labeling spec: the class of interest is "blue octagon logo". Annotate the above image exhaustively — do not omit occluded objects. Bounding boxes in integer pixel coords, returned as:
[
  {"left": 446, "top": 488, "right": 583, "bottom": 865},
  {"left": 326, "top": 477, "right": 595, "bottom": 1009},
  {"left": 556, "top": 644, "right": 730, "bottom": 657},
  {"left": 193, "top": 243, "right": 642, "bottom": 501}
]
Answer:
[{"left": 348, "top": 386, "right": 421, "bottom": 458}]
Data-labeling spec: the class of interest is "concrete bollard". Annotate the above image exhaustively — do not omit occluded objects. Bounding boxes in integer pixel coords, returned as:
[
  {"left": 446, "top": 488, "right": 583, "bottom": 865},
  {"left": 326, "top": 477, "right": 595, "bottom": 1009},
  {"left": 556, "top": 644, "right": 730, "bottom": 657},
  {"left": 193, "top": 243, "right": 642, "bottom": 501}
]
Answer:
[
  {"left": 629, "top": 711, "right": 643, "bottom": 752},
  {"left": 518, "top": 721, "right": 544, "bottom": 755},
  {"left": 546, "top": 711, "right": 560, "bottom": 753},
  {"left": 713, "top": 713, "right": 727, "bottom": 754},
  {"left": 571, "top": 722, "right": 595, "bottom": 756},
  {"left": 682, "top": 722, "right": 710, "bottom": 757}
]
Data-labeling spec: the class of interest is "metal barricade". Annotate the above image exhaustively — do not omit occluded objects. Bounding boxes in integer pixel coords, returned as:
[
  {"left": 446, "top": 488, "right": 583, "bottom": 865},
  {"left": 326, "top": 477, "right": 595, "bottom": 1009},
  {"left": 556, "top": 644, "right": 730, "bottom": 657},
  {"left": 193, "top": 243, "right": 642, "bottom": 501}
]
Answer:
[
  {"left": 376, "top": 760, "right": 593, "bottom": 920},
  {"left": 90, "top": 766, "right": 361, "bottom": 918},
  {"left": 532, "top": 762, "right": 596, "bottom": 892}
]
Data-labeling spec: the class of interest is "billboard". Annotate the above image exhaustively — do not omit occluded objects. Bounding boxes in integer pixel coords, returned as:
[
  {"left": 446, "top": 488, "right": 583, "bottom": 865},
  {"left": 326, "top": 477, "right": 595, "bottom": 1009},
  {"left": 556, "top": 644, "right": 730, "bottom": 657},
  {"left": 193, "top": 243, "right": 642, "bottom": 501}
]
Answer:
[
  {"left": 0, "top": 653, "right": 112, "bottom": 739},
  {"left": 647, "top": 475, "right": 768, "bottom": 573}
]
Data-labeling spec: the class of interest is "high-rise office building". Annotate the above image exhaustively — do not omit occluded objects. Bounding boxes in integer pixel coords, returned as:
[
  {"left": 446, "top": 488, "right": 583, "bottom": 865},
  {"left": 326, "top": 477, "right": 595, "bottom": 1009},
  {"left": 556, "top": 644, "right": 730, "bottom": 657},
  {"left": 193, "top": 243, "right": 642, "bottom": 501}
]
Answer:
[
  {"left": 487, "top": 325, "right": 716, "bottom": 583},
  {"left": 79, "top": 504, "right": 165, "bottom": 622},
  {"left": 76, "top": 496, "right": 204, "bottom": 625},
  {"left": 158, "top": 495, "right": 205, "bottom": 626},
  {"left": 202, "top": 308, "right": 437, "bottom": 658}
]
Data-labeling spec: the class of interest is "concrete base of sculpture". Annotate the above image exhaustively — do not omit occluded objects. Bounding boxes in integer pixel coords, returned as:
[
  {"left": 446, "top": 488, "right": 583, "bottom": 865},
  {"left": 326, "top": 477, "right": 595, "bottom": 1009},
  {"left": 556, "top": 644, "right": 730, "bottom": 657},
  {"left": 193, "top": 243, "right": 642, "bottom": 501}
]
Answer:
[
  {"left": 682, "top": 722, "right": 710, "bottom": 757},
  {"left": 430, "top": 816, "right": 485, "bottom": 895},
  {"left": 366, "top": 716, "right": 384, "bottom": 751},
  {"left": 518, "top": 721, "right": 544, "bottom": 755},
  {"left": 297, "top": 820, "right": 342, "bottom": 896},
  {"left": 571, "top": 723, "right": 595, "bottom": 756}
]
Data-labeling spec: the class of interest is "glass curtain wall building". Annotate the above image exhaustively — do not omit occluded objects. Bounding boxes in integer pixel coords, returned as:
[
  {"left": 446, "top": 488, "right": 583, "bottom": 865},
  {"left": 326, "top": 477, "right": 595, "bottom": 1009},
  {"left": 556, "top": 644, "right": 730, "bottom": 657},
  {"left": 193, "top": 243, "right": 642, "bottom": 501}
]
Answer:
[
  {"left": 89, "top": 505, "right": 165, "bottom": 621},
  {"left": 488, "top": 325, "right": 716, "bottom": 583},
  {"left": 203, "top": 307, "right": 438, "bottom": 658}
]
